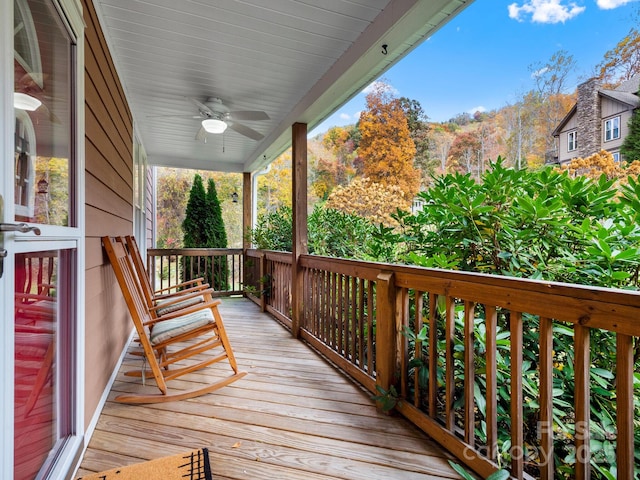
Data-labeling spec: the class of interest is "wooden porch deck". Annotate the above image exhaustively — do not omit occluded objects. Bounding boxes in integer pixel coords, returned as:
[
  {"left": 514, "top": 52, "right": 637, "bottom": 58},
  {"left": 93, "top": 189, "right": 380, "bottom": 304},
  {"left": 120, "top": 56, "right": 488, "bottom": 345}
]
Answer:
[{"left": 76, "top": 297, "right": 459, "bottom": 480}]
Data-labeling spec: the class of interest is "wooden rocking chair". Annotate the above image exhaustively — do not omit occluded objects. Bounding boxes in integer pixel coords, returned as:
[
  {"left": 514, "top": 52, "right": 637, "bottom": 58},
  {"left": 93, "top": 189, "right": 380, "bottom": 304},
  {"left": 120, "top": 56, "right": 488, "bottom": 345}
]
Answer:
[
  {"left": 102, "top": 236, "right": 246, "bottom": 403},
  {"left": 120, "top": 235, "right": 208, "bottom": 316}
]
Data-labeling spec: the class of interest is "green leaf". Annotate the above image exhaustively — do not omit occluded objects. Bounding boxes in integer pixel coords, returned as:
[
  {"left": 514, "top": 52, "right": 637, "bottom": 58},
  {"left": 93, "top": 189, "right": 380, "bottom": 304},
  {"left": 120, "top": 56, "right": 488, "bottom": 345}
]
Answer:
[
  {"left": 447, "top": 461, "right": 476, "bottom": 480},
  {"left": 486, "top": 470, "right": 511, "bottom": 480}
]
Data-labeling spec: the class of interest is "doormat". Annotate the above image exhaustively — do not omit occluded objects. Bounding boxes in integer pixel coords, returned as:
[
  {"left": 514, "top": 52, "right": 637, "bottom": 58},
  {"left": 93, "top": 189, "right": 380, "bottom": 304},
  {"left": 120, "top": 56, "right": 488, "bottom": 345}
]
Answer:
[{"left": 76, "top": 448, "right": 212, "bottom": 480}]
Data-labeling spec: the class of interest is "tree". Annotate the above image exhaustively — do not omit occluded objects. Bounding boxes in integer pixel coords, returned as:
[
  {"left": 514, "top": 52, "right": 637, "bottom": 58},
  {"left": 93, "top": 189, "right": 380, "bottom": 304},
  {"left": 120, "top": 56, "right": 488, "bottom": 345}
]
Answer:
[
  {"left": 257, "top": 153, "right": 292, "bottom": 216},
  {"left": 399, "top": 97, "right": 432, "bottom": 186},
  {"left": 621, "top": 90, "right": 640, "bottom": 162},
  {"left": 182, "top": 174, "right": 229, "bottom": 289},
  {"left": 312, "top": 125, "right": 358, "bottom": 200},
  {"left": 596, "top": 27, "right": 640, "bottom": 87},
  {"left": 182, "top": 174, "right": 208, "bottom": 248},
  {"left": 429, "top": 126, "right": 455, "bottom": 176},
  {"left": 358, "top": 82, "right": 420, "bottom": 204},
  {"left": 448, "top": 131, "right": 482, "bottom": 177},
  {"left": 529, "top": 50, "right": 578, "bottom": 155},
  {"left": 205, "top": 178, "right": 229, "bottom": 289}
]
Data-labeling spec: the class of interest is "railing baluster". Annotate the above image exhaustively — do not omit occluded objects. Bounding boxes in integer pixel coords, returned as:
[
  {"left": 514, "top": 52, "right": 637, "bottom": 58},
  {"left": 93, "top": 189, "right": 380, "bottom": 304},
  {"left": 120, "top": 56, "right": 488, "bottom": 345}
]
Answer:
[
  {"left": 574, "top": 324, "right": 591, "bottom": 480},
  {"left": 351, "top": 276, "right": 358, "bottom": 364},
  {"left": 414, "top": 291, "right": 425, "bottom": 408},
  {"left": 539, "top": 317, "right": 554, "bottom": 480},
  {"left": 445, "top": 295, "right": 455, "bottom": 431},
  {"left": 428, "top": 293, "right": 438, "bottom": 418},
  {"left": 616, "top": 333, "right": 634, "bottom": 479},
  {"left": 359, "top": 278, "right": 365, "bottom": 366},
  {"left": 331, "top": 272, "right": 338, "bottom": 349},
  {"left": 510, "top": 311, "right": 523, "bottom": 478},
  {"left": 485, "top": 305, "right": 498, "bottom": 462},
  {"left": 367, "top": 280, "right": 374, "bottom": 375},
  {"left": 464, "top": 301, "right": 475, "bottom": 447},
  {"left": 400, "top": 288, "right": 410, "bottom": 399},
  {"left": 338, "top": 273, "right": 344, "bottom": 355}
]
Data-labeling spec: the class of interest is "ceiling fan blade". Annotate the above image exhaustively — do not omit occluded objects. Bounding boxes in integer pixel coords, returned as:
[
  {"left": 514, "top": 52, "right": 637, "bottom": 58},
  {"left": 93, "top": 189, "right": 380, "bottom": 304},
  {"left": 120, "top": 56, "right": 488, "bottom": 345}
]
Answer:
[
  {"left": 228, "top": 122, "right": 264, "bottom": 141},
  {"left": 187, "top": 97, "right": 213, "bottom": 116},
  {"left": 147, "top": 114, "right": 201, "bottom": 119},
  {"left": 229, "top": 110, "right": 270, "bottom": 121},
  {"left": 195, "top": 126, "right": 207, "bottom": 141}
]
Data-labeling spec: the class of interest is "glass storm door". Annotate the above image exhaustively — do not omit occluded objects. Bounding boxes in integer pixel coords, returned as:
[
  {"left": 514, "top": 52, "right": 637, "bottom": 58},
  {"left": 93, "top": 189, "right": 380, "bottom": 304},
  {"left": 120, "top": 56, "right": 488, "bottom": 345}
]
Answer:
[{"left": 1, "top": 0, "right": 84, "bottom": 479}]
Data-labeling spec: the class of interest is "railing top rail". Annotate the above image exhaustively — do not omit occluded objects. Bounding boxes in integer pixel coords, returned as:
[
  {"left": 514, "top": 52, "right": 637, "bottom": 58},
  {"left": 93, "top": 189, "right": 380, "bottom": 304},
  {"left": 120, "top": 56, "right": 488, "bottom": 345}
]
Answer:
[
  {"left": 244, "top": 249, "right": 293, "bottom": 263},
  {"left": 147, "top": 248, "right": 243, "bottom": 256}
]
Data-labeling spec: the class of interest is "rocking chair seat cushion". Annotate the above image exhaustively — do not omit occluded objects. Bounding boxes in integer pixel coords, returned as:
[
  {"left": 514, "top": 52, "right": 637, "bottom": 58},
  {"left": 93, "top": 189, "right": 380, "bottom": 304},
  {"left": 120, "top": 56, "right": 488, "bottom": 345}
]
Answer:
[
  {"left": 155, "top": 295, "right": 205, "bottom": 316},
  {"left": 149, "top": 308, "right": 214, "bottom": 345}
]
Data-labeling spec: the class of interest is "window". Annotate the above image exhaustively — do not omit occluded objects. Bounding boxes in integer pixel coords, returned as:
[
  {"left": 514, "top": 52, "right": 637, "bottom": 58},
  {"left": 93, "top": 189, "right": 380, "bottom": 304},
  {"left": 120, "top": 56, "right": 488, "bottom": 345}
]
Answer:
[
  {"left": 604, "top": 116, "right": 620, "bottom": 142},
  {"left": 612, "top": 151, "right": 621, "bottom": 162},
  {"left": 568, "top": 131, "right": 577, "bottom": 152}
]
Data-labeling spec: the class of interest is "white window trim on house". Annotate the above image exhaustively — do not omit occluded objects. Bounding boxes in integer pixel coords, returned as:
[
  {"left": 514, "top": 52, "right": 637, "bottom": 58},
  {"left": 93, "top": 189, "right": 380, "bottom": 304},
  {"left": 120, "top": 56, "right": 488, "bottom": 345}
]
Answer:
[
  {"left": 604, "top": 116, "right": 621, "bottom": 142},
  {"left": 612, "top": 151, "right": 621, "bottom": 162},
  {"left": 568, "top": 130, "right": 577, "bottom": 152}
]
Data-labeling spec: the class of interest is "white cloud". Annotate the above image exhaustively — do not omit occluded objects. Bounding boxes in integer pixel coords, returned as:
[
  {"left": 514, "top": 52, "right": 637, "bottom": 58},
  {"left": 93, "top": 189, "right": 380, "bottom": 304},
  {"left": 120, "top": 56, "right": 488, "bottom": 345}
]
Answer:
[
  {"left": 597, "top": 0, "right": 636, "bottom": 9},
  {"left": 361, "top": 81, "right": 400, "bottom": 96},
  {"left": 339, "top": 113, "right": 352, "bottom": 120},
  {"left": 508, "top": 0, "right": 586, "bottom": 23},
  {"left": 467, "top": 106, "right": 487, "bottom": 115},
  {"left": 531, "top": 66, "right": 549, "bottom": 78}
]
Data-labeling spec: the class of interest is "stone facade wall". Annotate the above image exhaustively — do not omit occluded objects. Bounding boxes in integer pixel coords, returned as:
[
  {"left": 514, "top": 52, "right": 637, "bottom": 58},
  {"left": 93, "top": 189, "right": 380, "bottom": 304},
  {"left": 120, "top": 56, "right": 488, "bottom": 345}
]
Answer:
[{"left": 576, "top": 78, "right": 601, "bottom": 158}]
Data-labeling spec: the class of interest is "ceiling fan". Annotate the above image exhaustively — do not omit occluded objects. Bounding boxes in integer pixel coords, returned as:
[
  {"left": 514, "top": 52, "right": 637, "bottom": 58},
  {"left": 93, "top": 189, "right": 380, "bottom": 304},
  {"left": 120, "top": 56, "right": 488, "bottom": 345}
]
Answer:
[{"left": 188, "top": 97, "right": 269, "bottom": 141}]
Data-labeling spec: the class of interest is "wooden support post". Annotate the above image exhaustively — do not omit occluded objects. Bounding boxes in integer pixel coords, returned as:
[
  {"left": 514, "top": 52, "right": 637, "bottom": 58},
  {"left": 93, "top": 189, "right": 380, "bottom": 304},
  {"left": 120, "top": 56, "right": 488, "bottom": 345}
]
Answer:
[
  {"left": 375, "top": 271, "right": 396, "bottom": 412},
  {"left": 291, "top": 122, "right": 308, "bottom": 338},
  {"left": 242, "top": 172, "right": 252, "bottom": 250}
]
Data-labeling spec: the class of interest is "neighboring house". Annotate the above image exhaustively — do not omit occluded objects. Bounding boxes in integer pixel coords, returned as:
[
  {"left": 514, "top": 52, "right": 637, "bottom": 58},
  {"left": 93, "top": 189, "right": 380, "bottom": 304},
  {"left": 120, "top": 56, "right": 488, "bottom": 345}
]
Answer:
[{"left": 552, "top": 75, "right": 640, "bottom": 164}]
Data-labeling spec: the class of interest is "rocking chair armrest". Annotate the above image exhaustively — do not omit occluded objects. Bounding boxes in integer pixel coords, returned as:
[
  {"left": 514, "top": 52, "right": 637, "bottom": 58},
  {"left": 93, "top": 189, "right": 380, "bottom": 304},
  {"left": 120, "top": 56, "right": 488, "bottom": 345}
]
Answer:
[
  {"left": 152, "top": 283, "right": 211, "bottom": 300},
  {"left": 153, "top": 278, "right": 206, "bottom": 294},
  {"left": 144, "top": 298, "right": 222, "bottom": 326},
  {"left": 148, "top": 289, "right": 215, "bottom": 312}
]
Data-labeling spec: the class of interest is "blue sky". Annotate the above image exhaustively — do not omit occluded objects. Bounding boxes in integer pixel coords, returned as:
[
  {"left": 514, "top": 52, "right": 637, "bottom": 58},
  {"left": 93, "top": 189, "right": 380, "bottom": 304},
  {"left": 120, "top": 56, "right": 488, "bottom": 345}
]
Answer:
[{"left": 311, "top": 0, "right": 639, "bottom": 135}]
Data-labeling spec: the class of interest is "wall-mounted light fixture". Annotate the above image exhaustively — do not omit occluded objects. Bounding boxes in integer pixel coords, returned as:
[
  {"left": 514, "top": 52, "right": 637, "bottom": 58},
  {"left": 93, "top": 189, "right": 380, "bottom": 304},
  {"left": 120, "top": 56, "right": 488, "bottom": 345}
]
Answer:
[{"left": 231, "top": 191, "right": 239, "bottom": 203}]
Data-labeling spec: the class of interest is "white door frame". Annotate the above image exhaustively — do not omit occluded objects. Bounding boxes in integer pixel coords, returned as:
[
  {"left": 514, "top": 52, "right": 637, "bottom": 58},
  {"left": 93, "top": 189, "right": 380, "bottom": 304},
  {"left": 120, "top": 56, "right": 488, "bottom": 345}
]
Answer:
[{"left": 1, "top": 0, "right": 85, "bottom": 478}]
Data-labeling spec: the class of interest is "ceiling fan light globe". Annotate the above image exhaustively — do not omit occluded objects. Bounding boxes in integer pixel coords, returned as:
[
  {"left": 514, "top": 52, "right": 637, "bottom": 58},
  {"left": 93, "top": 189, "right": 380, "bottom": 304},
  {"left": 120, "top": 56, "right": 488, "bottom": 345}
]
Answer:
[
  {"left": 202, "top": 118, "right": 227, "bottom": 134},
  {"left": 14, "top": 92, "right": 42, "bottom": 111}
]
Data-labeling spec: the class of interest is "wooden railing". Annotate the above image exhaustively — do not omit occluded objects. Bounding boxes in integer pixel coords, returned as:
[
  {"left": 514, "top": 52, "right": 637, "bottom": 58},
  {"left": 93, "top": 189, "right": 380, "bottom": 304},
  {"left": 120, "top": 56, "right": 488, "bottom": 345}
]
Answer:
[
  {"left": 244, "top": 249, "right": 293, "bottom": 328},
  {"left": 146, "top": 248, "right": 243, "bottom": 296},
  {"left": 150, "top": 248, "right": 640, "bottom": 479}
]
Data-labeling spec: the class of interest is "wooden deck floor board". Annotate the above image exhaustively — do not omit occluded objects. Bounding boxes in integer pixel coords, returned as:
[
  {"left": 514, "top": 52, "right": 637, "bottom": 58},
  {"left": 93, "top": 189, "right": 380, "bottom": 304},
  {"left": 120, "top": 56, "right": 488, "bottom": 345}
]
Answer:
[{"left": 77, "top": 297, "right": 457, "bottom": 480}]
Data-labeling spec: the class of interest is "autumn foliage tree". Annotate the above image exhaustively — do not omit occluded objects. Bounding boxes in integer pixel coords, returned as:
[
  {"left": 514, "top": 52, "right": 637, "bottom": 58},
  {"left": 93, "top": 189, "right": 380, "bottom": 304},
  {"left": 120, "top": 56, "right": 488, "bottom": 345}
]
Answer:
[
  {"left": 324, "top": 177, "right": 409, "bottom": 226},
  {"left": 597, "top": 27, "right": 640, "bottom": 87},
  {"left": 358, "top": 82, "right": 420, "bottom": 204}
]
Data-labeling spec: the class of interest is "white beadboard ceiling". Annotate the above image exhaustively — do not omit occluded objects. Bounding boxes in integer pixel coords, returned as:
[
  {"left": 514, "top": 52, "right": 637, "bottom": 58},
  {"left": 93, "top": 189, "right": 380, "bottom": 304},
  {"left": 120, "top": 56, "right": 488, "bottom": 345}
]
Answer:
[{"left": 93, "top": 0, "right": 473, "bottom": 173}]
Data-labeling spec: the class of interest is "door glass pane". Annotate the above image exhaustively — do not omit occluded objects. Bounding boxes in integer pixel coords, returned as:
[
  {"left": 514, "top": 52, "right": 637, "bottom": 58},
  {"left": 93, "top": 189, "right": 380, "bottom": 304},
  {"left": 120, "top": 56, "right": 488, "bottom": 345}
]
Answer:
[
  {"left": 14, "top": 0, "right": 72, "bottom": 227},
  {"left": 14, "top": 251, "right": 58, "bottom": 480}
]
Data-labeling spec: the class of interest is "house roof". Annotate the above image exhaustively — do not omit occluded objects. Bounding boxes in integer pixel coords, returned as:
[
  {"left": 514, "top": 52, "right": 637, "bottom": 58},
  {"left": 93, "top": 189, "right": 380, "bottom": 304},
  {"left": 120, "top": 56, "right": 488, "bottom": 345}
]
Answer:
[
  {"left": 599, "top": 89, "right": 640, "bottom": 108},
  {"left": 552, "top": 74, "right": 640, "bottom": 137},
  {"left": 92, "top": 0, "right": 474, "bottom": 173}
]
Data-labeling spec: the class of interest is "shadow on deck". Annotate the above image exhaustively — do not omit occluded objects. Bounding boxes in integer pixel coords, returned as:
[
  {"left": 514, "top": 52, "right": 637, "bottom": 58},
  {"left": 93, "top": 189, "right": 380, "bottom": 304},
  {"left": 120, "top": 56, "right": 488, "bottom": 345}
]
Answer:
[{"left": 76, "top": 297, "right": 459, "bottom": 480}]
